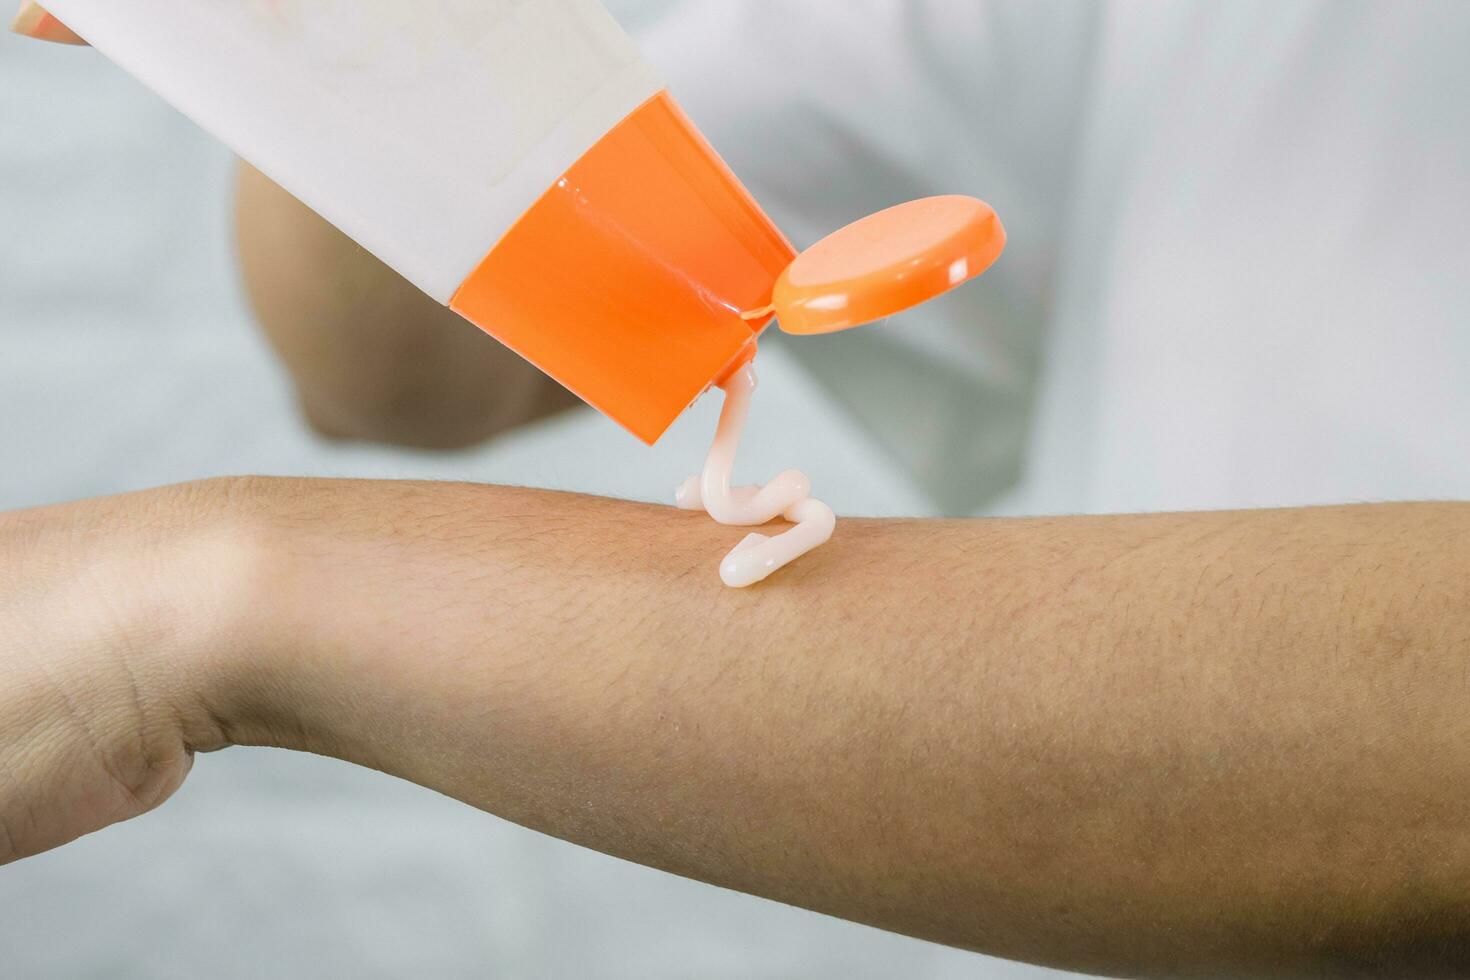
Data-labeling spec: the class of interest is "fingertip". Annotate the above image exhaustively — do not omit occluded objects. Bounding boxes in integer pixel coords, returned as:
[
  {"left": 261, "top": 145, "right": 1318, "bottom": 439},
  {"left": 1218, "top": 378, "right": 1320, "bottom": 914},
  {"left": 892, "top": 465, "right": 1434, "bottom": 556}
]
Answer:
[{"left": 10, "top": 2, "right": 88, "bottom": 44}]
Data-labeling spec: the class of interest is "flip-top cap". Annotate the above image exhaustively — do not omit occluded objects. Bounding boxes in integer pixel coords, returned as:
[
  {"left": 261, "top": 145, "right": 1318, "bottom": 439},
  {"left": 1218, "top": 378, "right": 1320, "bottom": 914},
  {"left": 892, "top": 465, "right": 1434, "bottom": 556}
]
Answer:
[{"left": 773, "top": 196, "right": 1006, "bottom": 335}]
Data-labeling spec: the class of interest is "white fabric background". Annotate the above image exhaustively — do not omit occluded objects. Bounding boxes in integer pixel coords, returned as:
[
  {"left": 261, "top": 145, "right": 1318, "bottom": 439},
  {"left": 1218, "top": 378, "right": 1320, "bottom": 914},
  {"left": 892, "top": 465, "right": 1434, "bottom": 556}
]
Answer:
[{"left": 2, "top": 1, "right": 1468, "bottom": 977}]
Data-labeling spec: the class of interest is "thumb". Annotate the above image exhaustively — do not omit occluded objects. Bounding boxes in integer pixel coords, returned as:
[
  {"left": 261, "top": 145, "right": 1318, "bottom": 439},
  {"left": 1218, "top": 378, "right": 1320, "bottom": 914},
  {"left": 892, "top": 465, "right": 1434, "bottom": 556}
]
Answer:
[{"left": 10, "top": 1, "right": 88, "bottom": 44}]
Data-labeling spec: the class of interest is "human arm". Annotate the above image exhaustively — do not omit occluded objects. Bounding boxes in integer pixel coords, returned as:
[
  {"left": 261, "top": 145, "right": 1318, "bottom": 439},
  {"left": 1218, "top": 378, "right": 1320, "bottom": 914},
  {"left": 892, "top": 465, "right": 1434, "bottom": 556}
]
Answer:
[
  {"left": 9, "top": 5, "right": 581, "bottom": 446},
  {"left": 233, "top": 164, "right": 581, "bottom": 447},
  {"left": 4, "top": 477, "right": 1467, "bottom": 978}
]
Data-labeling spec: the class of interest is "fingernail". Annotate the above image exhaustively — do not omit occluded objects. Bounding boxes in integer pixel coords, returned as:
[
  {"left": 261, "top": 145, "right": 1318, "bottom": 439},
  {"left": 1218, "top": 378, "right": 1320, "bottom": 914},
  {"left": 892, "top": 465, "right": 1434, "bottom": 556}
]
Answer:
[{"left": 10, "top": 2, "right": 86, "bottom": 43}]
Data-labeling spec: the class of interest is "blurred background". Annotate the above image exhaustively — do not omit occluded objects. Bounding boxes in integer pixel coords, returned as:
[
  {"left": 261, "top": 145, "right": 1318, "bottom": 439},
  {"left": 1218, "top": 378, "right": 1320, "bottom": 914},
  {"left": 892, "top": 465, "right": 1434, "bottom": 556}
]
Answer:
[{"left": 2, "top": 1, "right": 1467, "bottom": 977}]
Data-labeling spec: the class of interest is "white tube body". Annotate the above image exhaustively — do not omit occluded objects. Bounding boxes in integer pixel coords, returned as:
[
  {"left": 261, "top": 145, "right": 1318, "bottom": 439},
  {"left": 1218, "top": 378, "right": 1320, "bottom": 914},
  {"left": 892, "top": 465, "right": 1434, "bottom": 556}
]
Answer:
[{"left": 43, "top": 0, "right": 663, "bottom": 302}]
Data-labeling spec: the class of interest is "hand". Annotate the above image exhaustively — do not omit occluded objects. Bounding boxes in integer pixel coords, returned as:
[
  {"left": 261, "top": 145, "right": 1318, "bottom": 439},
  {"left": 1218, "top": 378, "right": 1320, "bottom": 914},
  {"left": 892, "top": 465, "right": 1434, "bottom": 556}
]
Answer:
[
  {"left": 0, "top": 481, "right": 246, "bottom": 863},
  {"left": 9, "top": 0, "right": 582, "bottom": 447},
  {"left": 10, "top": 2, "right": 85, "bottom": 44}
]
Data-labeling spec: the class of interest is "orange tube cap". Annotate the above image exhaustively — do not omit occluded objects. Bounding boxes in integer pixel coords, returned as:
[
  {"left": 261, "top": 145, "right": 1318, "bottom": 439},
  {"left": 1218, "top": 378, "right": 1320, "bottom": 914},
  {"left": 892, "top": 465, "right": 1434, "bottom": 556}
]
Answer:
[{"left": 773, "top": 195, "right": 1006, "bottom": 336}]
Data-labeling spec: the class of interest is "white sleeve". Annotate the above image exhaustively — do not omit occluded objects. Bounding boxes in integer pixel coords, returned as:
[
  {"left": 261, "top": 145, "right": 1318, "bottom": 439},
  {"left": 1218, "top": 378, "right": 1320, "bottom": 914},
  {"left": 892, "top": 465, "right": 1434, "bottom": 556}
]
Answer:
[{"left": 616, "top": 0, "right": 1100, "bottom": 514}]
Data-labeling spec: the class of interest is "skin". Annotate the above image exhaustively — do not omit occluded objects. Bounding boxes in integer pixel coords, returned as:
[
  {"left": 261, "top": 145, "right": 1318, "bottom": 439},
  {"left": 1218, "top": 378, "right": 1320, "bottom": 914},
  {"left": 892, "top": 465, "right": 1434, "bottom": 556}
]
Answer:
[
  {"left": 4, "top": 479, "right": 1469, "bottom": 979},
  {"left": 11, "top": 10, "right": 1470, "bottom": 976},
  {"left": 14, "top": 6, "right": 577, "bottom": 447},
  {"left": 234, "top": 163, "right": 581, "bottom": 447}
]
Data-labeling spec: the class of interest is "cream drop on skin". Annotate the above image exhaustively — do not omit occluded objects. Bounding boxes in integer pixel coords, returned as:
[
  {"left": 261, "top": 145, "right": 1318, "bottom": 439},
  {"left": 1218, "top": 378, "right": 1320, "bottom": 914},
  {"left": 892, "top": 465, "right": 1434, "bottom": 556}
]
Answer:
[{"left": 677, "top": 361, "right": 835, "bottom": 588}]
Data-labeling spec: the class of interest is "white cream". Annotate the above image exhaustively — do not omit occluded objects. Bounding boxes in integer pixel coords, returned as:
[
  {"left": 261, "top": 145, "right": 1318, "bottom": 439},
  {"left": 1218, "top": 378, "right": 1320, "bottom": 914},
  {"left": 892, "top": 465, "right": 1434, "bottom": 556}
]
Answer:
[{"left": 676, "top": 362, "right": 836, "bottom": 587}]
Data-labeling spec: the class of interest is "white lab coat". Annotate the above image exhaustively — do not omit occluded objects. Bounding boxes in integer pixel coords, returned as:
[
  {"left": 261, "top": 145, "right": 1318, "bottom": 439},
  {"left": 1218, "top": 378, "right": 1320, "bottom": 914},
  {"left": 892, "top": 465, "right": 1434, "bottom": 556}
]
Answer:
[
  {"left": 629, "top": 0, "right": 1470, "bottom": 517},
  {"left": 0, "top": 2, "right": 1466, "bottom": 978}
]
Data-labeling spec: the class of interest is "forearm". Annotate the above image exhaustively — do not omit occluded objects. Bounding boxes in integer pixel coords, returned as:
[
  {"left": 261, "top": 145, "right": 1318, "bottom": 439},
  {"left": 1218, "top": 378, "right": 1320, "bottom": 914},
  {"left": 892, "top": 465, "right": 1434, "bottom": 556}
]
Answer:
[
  {"left": 233, "top": 164, "right": 578, "bottom": 447},
  {"left": 210, "top": 479, "right": 1470, "bottom": 978}
]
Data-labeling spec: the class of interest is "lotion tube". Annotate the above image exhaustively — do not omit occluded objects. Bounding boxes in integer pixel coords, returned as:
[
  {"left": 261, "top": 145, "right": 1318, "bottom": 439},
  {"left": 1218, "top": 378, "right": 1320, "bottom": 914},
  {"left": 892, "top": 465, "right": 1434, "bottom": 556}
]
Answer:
[{"left": 44, "top": 0, "right": 795, "bottom": 443}]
